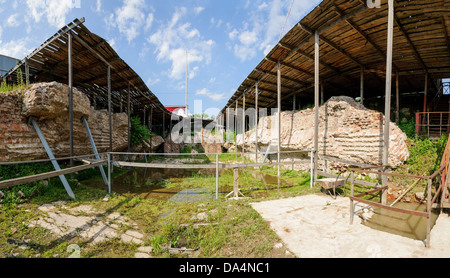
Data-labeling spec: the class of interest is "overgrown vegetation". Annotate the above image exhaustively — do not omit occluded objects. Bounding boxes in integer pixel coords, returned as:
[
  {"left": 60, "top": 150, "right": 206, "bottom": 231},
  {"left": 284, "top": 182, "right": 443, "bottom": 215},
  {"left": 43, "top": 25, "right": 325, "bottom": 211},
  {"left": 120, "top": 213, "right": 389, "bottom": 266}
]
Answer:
[
  {"left": 130, "top": 116, "right": 157, "bottom": 146},
  {"left": 397, "top": 112, "right": 416, "bottom": 139},
  {"left": 0, "top": 69, "right": 29, "bottom": 94},
  {"left": 1, "top": 111, "right": 446, "bottom": 258}
]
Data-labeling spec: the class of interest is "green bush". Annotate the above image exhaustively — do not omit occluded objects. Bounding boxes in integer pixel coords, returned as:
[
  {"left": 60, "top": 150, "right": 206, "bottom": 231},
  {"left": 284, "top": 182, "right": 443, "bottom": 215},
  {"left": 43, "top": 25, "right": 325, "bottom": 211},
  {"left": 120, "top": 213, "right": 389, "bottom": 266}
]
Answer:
[
  {"left": 407, "top": 134, "right": 448, "bottom": 174},
  {"left": 130, "top": 116, "right": 153, "bottom": 146},
  {"left": 181, "top": 145, "right": 204, "bottom": 154},
  {"left": 398, "top": 112, "right": 416, "bottom": 139}
]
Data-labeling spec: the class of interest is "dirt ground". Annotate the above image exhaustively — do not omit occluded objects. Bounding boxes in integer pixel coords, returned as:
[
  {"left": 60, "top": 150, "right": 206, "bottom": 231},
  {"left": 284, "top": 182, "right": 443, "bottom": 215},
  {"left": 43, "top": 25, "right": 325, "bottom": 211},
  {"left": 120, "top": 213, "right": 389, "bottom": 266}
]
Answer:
[{"left": 250, "top": 194, "right": 450, "bottom": 258}]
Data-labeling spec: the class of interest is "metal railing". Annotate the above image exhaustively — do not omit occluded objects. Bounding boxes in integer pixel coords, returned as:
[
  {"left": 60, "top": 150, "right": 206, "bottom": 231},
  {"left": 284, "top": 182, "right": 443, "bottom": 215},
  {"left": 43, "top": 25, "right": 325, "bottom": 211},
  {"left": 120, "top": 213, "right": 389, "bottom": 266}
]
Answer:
[
  {"left": 349, "top": 164, "right": 446, "bottom": 248},
  {"left": 0, "top": 149, "right": 315, "bottom": 201},
  {"left": 416, "top": 112, "right": 450, "bottom": 138},
  {"left": 108, "top": 150, "right": 315, "bottom": 200}
]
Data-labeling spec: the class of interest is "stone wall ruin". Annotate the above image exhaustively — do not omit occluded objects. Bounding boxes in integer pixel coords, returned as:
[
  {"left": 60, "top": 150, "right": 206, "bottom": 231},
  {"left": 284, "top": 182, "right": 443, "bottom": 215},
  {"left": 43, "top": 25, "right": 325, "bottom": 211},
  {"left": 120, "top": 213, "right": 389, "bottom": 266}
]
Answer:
[
  {"left": 234, "top": 96, "right": 410, "bottom": 169},
  {"left": 0, "top": 82, "right": 129, "bottom": 162}
]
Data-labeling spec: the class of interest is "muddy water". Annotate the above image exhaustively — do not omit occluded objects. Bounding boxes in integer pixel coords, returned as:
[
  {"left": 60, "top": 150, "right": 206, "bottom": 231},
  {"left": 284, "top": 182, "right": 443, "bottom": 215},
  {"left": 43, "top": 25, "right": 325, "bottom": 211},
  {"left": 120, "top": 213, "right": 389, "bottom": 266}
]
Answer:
[
  {"left": 85, "top": 167, "right": 202, "bottom": 200},
  {"left": 84, "top": 167, "right": 293, "bottom": 201},
  {"left": 360, "top": 202, "right": 440, "bottom": 241}
]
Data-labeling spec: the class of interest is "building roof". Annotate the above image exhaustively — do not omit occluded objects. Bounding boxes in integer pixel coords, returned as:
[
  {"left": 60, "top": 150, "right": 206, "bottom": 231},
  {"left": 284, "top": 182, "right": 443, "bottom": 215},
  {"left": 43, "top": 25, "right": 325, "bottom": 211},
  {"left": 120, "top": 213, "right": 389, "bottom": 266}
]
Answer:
[
  {"left": 4, "top": 18, "right": 172, "bottom": 125},
  {"left": 221, "top": 0, "right": 450, "bottom": 114}
]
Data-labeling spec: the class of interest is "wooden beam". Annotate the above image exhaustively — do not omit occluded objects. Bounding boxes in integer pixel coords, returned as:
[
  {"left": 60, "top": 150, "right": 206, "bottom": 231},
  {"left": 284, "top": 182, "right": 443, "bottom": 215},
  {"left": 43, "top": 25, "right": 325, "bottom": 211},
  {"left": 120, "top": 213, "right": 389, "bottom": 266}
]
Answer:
[
  {"left": 4, "top": 18, "right": 85, "bottom": 78},
  {"left": 442, "top": 16, "right": 450, "bottom": 61},
  {"left": 334, "top": 6, "right": 387, "bottom": 61},
  {"left": 0, "top": 161, "right": 105, "bottom": 189},
  {"left": 279, "top": 42, "right": 342, "bottom": 75},
  {"left": 394, "top": 14, "right": 428, "bottom": 71},
  {"left": 265, "top": 57, "right": 313, "bottom": 78},
  {"left": 299, "top": 23, "right": 364, "bottom": 68},
  {"left": 247, "top": 76, "right": 299, "bottom": 92},
  {"left": 253, "top": 67, "right": 309, "bottom": 87}
]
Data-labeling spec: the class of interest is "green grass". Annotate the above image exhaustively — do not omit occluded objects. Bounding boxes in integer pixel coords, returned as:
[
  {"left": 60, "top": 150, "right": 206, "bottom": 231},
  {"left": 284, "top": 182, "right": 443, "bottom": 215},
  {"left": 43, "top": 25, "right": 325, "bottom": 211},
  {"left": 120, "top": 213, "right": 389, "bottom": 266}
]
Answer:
[{"left": 1, "top": 131, "right": 444, "bottom": 258}]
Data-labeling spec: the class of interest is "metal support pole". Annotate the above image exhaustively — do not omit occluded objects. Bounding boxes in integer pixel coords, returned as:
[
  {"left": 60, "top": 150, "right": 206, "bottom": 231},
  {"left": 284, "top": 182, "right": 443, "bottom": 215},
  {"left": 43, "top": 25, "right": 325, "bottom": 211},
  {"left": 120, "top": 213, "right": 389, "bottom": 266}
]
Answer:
[
  {"left": 321, "top": 82, "right": 324, "bottom": 105},
  {"left": 255, "top": 83, "right": 259, "bottom": 163},
  {"left": 107, "top": 152, "right": 111, "bottom": 194},
  {"left": 164, "top": 114, "right": 167, "bottom": 139},
  {"left": 29, "top": 118, "right": 75, "bottom": 200},
  {"left": 310, "top": 150, "right": 314, "bottom": 188},
  {"left": 120, "top": 90, "right": 123, "bottom": 113},
  {"left": 293, "top": 94, "right": 296, "bottom": 111},
  {"left": 68, "top": 32, "right": 74, "bottom": 169},
  {"left": 81, "top": 116, "right": 108, "bottom": 186},
  {"left": 216, "top": 154, "right": 219, "bottom": 200},
  {"left": 277, "top": 62, "right": 281, "bottom": 177},
  {"left": 360, "top": 66, "right": 364, "bottom": 106},
  {"left": 382, "top": 0, "right": 395, "bottom": 205},
  {"left": 350, "top": 171, "right": 355, "bottom": 224},
  {"left": 235, "top": 101, "right": 238, "bottom": 159},
  {"left": 426, "top": 178, "right": 432, "bottom": 247},
  {"left": 127, "top": 84, "right": 131, "bottom": 156},
  {"left": 314, "top": 31, "right": 320, "bottom": 183},
  {"left": 424, "top": 73, "right": 428, "bottom": 113},
  {"left": 108, "top": 65, "right": 112, "bottom": 153},
  {"left": 396, "top": 72, "right": 400, "bottom": 125},
  {"left": 25, "top": 58, "right": 30, "bottom": 86},
  {"left": 242, "top": 94, "right": 246, "bottom": 160}
]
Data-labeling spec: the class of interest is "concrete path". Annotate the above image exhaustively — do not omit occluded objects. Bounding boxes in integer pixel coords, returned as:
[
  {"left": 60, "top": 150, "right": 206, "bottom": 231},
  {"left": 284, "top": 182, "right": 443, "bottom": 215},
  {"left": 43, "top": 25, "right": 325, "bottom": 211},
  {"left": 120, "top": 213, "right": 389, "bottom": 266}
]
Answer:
[{"left": 251, "top": 194, "right": 450, "bottom": 258}]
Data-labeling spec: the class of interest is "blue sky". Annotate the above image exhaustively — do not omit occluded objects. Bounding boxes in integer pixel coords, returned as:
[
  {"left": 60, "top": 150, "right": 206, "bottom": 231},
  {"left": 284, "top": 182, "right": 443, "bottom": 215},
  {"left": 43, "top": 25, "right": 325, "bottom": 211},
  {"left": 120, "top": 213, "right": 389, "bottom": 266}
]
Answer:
[{"left": 0, "top": 0, "right": 321, "bottom": 117}]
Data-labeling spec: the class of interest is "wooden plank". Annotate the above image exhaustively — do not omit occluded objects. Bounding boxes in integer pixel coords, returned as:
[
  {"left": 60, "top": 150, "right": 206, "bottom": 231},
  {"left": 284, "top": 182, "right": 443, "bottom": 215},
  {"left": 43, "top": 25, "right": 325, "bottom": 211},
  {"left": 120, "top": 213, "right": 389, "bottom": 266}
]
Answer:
[
  {"left": 0, "top": 161, "right": 106, "bottom": 189},
  {"left": 349, "top": 196, "right": 429, "bottom": 218}
]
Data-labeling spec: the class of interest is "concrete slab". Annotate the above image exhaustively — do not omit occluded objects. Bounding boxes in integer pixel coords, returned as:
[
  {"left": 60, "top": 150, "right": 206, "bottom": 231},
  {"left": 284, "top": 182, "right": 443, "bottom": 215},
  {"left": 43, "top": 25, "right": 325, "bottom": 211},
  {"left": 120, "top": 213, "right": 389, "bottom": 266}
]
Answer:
[{"left": 250, "top": 194, "right": 450, "bottom": 258}]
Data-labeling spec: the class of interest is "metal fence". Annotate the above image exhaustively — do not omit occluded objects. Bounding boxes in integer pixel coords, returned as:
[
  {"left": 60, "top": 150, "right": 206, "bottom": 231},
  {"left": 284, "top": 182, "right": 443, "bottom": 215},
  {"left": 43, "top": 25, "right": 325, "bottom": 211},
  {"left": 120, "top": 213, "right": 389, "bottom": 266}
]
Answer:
[{"left": 416, "top": 112, "right": 450, "bottom": 139}]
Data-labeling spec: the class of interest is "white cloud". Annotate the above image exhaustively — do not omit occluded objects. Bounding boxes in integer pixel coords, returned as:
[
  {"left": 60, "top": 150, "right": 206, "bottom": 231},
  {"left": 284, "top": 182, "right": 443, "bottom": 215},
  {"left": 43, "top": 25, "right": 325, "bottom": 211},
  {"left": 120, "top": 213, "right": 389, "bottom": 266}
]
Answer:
[
  {"left": 107, "top": 0, "right": 154, "bottom": 43},
  {"left": 228, "top": 0, "right": 320, "bottom": 61},
  {"left": 148, "top": 7, "right": 215, "bottom": 80},
  {"left": 228, "top": 29, "right": 239, "bottom": 40},
  {"left": 95, "top": 0, "right": 102, "bottom": 13},
  {"left": 0, "top": 38, "right": 30, "bottom": 59},
  {"left": 194, "top": 6, "right": 204, "bottom": 15},
  {"left": 145, "top": 13, "right": 154, "bottom": 32},
  {"left": 210, "top": 18, "right": 223, "bottom": 29},
  {"left": 6, "top": 14, "right": 20, "bottom": 27},
  {"left": 195, "top": 88, "right": 226, "bottom": 101},
  {"left": 147, "top": 76, "right": 161, "bottom": 86},
  {"left": 26, "top": 0, "right": 78, "bottom": 28},
  {"left": 108, "top": 38, "right": 117, "bottom": 51}
]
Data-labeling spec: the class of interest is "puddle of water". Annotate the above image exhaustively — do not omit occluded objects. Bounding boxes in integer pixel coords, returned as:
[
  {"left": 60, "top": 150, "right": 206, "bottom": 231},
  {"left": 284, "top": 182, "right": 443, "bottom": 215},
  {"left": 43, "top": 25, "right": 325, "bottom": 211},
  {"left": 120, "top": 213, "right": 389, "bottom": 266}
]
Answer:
[
  {"left": 360, "top": 202, "right": 440, "bottom": 241},
  {"left": 170, "top": 188, "right": 215, "bottom": 203},
  {"left": 84, "top": 167, "right": 295, "bottom": 201},
  {"left": 84, "top": 167, "right": 199, "bottom": 200}
]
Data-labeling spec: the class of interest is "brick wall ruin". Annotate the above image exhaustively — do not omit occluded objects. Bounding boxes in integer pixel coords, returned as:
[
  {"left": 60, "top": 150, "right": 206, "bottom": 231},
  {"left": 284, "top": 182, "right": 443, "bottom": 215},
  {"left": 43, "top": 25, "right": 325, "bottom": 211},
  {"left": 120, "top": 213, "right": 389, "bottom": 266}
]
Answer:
[
  {"left": 235, "top": 96, "right": 410, "bottom": 168},
  {"left": 0, "top": 82, "right": 128, "bottom": 162}
]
